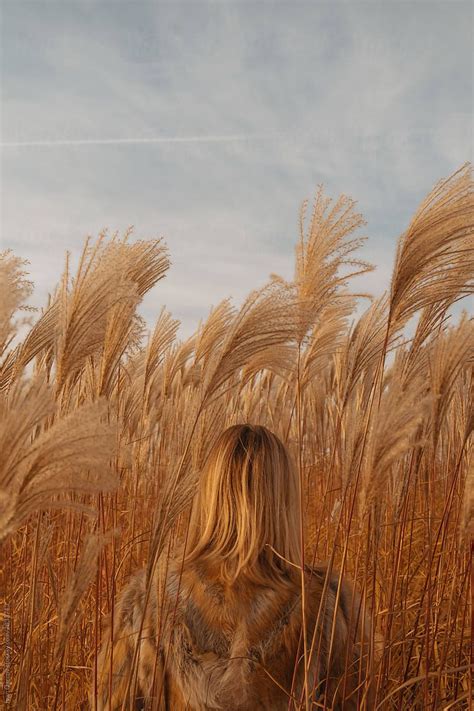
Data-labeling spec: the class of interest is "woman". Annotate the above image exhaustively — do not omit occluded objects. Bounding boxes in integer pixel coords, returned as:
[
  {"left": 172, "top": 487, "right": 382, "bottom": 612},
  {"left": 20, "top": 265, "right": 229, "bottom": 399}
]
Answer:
[{"left": 93, "top": 424, "right": 374, "bottom": 710}]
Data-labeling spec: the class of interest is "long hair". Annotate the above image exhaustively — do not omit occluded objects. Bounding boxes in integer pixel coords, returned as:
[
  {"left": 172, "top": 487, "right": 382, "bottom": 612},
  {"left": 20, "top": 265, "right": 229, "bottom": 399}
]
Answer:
[{"left": 184, "top": 424, "right": 301, "bottom": 586}]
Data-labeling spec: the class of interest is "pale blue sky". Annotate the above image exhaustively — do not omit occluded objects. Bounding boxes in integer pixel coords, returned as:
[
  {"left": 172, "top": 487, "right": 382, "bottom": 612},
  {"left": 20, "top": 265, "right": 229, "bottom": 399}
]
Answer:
[{"left": 1, "top": 1, "right": 472, "bottom": 335}]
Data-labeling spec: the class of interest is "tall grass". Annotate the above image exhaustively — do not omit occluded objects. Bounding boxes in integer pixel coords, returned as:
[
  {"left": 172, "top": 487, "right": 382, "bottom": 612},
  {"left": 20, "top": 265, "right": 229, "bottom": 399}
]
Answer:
[{"left": 1, "top": 165, "right": 472, "bottom": 709}]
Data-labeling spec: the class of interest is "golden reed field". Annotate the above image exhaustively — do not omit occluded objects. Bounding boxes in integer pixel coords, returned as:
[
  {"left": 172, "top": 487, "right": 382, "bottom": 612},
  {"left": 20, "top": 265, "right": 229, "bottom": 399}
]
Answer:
[{"left": 1, "top": 164, "right": 473, "bottom": 710}]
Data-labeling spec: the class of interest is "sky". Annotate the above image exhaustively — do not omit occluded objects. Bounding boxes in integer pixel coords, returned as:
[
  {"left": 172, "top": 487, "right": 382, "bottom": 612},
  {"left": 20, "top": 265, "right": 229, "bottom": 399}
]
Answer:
[{"left": 1, "top": 0, "right": 472, "bottom": 337}]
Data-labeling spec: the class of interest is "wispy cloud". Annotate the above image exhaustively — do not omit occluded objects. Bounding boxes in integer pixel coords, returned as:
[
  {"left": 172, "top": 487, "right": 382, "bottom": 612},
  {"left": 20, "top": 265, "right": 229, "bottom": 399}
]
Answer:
[{"left": 1, "top": 133, "right": 279, "bottom": 149}]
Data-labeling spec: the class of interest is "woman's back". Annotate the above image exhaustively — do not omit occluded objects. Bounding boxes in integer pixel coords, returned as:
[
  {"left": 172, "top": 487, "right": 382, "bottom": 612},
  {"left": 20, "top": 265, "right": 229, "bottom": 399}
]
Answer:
[
  {"left": 93, "top": 425, "right": 373, "bottom": 709},
  {"left": 160, "top": 559, "right": 369, "bottom": 710},
  {"left": 163, "top": 558, "right": 300, "bottom": 710}
]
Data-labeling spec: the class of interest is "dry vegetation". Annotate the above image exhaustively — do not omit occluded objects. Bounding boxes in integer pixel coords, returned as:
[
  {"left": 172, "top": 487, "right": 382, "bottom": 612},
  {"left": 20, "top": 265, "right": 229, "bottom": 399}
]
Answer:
[{"left": 0, "top": 165, "right": 473, "bottom": 710}]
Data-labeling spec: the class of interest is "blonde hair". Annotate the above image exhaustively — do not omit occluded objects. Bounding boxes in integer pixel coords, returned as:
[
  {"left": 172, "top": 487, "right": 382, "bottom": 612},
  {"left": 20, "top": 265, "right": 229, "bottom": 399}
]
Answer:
[{"left": 185, "top": 424, "right": 301, "bottom": 585}]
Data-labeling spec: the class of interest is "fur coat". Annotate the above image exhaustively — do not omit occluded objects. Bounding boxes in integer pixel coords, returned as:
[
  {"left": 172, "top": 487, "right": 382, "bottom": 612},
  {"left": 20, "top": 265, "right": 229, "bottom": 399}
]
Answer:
[{"left": 93, "top": 560, "right": 373, "bottom": 710}]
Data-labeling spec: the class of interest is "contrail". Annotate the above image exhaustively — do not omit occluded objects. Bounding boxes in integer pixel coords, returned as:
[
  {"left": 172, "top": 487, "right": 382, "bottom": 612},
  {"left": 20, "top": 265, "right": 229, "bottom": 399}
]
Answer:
[{"left": 0, "top": 133, "right": 276, "bottom": 148}]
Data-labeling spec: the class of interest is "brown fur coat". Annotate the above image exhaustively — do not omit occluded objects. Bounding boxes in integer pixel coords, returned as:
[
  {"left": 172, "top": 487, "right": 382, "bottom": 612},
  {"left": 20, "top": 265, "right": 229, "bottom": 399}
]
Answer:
[{"left": 93, "top": 560, "right": 373, "bottom": 710}]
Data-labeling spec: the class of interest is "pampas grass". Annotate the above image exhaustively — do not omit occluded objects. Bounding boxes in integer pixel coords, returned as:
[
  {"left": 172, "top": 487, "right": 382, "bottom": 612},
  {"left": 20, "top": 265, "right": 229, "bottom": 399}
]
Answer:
[{"left": 1, "top": 166, "right": 473, "bottom": 709}]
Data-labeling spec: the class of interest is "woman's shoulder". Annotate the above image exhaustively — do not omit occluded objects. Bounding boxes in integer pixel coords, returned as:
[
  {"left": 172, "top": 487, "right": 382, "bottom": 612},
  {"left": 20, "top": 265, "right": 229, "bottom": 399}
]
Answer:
[
  {"left": 304, "top": 563, "right": 355, "bottom": 599},
  {"left": 112, "top": 568, "right": 147, "bottom": 628}
]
